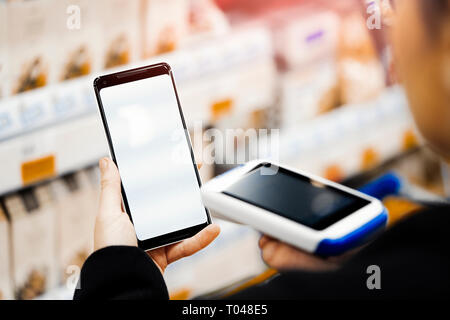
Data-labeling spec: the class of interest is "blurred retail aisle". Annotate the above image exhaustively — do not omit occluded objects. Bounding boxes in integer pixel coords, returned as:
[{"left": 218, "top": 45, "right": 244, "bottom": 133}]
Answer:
[{"left": 0, "top": 0, "right": 448, "bottom": 300}]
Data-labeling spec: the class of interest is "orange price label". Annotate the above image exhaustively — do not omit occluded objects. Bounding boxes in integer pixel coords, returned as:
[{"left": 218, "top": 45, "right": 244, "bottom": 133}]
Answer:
[
  {"left": 211, "top": 98, "right": 234, "bottom": 121},
  {"left": 21, "top": 155, "right": 56, "bottom": 186}
]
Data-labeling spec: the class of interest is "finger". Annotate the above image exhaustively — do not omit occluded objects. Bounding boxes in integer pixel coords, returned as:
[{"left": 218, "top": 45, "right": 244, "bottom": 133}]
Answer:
[
  {"left": 98, "top": 157, "right": 122, "bottom": 216},
  {"left": 261, "top": 239, "right": 279, "bottom": 264},
  {"left": 166, "top": 224, "right": 220, "bottom": 264},
  {"left": 259, "top": 235, "right": 274, "bottom": 249}
]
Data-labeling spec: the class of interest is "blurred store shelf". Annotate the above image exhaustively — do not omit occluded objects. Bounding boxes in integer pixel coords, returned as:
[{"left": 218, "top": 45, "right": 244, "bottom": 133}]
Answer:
[
  {"left": 35, "top": 285, "right": 74, "bottom": 301},
  {"left": 0, "top": 27, "right": 276, "bottom": 195},
  {"left": 2, "top": 0, "right": 437, "bottom": 301},
  {"left": 226, "top": 85, "right": 418, "bottom": 182},
  {"left": 277, "top": 85, "right": 418, "bottom": 180}
]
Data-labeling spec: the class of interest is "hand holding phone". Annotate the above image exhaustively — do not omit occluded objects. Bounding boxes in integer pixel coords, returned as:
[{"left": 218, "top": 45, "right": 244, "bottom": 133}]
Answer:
[
  {"left": 94, "top": 63, "right": 212, "bottom": 250},
  {"left": 94, "top": 156, "right": 220, "bottom": 274}
]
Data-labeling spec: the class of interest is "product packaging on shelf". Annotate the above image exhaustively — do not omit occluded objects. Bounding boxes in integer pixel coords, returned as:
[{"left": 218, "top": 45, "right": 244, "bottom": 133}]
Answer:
[
  {"left": 187, "top": 0, "right": 230, "bottom": 40},
  {"left": 229, "top": 29, "right": 277, "bottom": 126},
  {"left": 262, "top": 8, "right": 342, "bottom": 127},
  {"left": 337, "top": 13, "right": 386, "bottom": 104},
  {"left": 0, "top": 0, "right": 8, "bottom": 100},
  {"left": 176, "top": 27, "right": 276, "bottom": 127},
  {"left": 142, "top": 0, "right": 189, "bottom": 58},
  {"left": 0, "top": 206, "right": 13, "bottom": 300},
  {"left": 51, "top": 0, "right": 103, "bottom": 83},
  {"left": 274, "top": 10, "right": 340, "bottom": 70},
  {"left": 280, "top": 61, "right": 338, "bottom": 128},
  {"left": 50, "top": 172, "right": 97, "bottom": 283},
  {"left": 4, "top": 184, "right": 58, "bottom": 300},
  {"left": 98, "top": 0, "right": 142, "bottom": 69},
  {"left": 7, "top": 0, "right": 55, "bottom": 95}
]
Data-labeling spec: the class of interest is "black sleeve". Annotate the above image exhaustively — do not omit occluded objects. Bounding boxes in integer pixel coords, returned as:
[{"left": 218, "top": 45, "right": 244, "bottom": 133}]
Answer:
[
  {"left": 229, "top": 206, "right": 450, "bottom": 299},
  {"left": 73, "top": 207, "right": 450, "bottom": 300},
  {"left": 73, "top": 246, "right": 169, "bottom": 300}
]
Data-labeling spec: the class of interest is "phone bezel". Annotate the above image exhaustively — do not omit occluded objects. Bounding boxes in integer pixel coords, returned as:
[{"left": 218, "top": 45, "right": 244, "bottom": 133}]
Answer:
[{"left": 93, "top": 63, "right": 211, "bottom": 250}]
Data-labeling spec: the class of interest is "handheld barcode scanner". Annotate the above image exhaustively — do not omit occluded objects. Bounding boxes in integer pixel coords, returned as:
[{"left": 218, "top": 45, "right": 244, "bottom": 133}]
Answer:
[{"left": 201, "top": 160, "right": 387, "bottom": 256}]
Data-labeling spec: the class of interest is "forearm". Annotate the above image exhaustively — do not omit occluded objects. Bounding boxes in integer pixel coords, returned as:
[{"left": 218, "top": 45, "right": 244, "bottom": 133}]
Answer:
[{"left": 74, "top": 246, "right": 169, "bottom": 300}]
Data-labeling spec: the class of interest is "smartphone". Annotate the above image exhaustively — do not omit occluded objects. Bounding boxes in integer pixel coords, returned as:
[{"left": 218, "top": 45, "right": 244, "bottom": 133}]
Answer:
[
  {"left": 201, "top": 160, "right": 387, "bottom": 256},
  {"left": 94, "top": 63, "right": 211, "bottom": 250}
]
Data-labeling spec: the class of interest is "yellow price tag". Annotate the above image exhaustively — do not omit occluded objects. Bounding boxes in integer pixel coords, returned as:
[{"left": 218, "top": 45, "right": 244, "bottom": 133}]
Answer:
[{"left": 21, "top": 155, "right": 56, "bottom": 185}]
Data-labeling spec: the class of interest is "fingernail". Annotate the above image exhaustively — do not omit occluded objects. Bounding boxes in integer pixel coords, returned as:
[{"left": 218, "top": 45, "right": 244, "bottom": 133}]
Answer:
[{"left": 99, "top": 158, "right": 108, "bottom": 171}]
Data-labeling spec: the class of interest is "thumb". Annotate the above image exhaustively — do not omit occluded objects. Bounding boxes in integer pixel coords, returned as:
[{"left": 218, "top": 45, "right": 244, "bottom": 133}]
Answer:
[{"left": 98, "top": 157, "right": 122, "bottom": 216}]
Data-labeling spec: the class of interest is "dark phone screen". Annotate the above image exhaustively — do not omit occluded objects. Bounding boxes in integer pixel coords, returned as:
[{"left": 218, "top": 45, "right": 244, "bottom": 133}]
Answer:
[{"left": 223, "top": 165, "right": 370, "bottom": 230}]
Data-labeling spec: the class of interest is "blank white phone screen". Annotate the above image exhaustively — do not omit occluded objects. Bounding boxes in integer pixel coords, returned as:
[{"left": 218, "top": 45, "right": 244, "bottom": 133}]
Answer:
[{"left": 100, "top": 74, "right": 207, "bottom": 241}]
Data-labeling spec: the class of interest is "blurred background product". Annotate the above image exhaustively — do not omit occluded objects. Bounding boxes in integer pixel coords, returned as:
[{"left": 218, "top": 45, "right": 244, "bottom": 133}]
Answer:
[
  {"left": 100, "top": 0, "right": 142, "bottom": 69},
  {"left": 0, "top": 0, "right": 449, "bottom": 300},
  {"left": 7, "top": 0, "right": 57, "bottom": 94},
  {"left": 53, "top": 0, "right": 100, "bottom": 82},
  {"left": 0, "top": 206, "right": 13, "bottom": 300},
  {"left": 0, "top": 1, "right": 6, "bottom": 99},
  {"left": 142, "top": 0, "right": 189, "bottom": 57},
  {"left": 3, "top": 185, "right": 58, "bottom": 300},
  {"left": 49, "top": 171, "right": 96, "bottom": 283}
]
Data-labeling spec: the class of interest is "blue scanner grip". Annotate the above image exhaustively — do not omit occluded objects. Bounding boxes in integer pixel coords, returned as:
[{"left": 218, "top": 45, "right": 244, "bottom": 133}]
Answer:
[
  {"left": 315, "top": 209, "right": 388, "bottom": 256},
  {"left": 358, "top": 172, "right": 402, "bottom": 200},
  {"left": 315, "top": 173, "right": 399, "bottom": 256}
]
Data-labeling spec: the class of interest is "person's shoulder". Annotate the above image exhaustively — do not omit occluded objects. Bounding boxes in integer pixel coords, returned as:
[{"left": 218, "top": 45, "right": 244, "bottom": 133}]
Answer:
[
  {"left": 389, "top": 204, "right": 450, "bottom": 234},
  {"left": 360, "top": 204, "right": 450, "bottom": 255}
]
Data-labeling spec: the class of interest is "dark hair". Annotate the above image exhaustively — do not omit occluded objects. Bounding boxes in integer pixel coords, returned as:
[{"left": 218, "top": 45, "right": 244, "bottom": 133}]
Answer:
[{"left": 420, "top": 0, "right": 449, "bottom": 34}]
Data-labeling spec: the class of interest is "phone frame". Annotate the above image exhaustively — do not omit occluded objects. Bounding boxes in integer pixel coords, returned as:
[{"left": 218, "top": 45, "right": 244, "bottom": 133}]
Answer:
[{"left": 93, "top": 62, "right": 211, "bottom": 251}]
